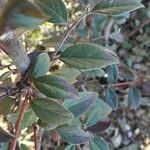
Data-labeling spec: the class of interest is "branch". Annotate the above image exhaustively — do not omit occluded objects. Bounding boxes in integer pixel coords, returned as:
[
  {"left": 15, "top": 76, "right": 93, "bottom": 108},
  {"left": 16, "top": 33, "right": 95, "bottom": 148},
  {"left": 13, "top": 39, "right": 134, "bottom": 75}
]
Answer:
[
  {"left": 51, "top": 10, "right": 91, "bottom": 59},
  {"left": 9, "top": 90, "right": 29, "bottom": 150},
  {"left": 33, "top": 123, "right": 40, "bottom": 150},
  {"left": 103, "top": 77, "right": 143, "bottom": 88},
  {"left": 127, "top": 18, "right": 150, "bottom": 38}
]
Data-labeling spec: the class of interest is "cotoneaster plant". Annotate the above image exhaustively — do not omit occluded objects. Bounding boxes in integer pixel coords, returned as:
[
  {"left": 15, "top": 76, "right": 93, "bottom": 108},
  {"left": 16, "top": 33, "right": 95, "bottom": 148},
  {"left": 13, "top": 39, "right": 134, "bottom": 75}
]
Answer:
[{"left": 0, "top": 0, "right": 144, "bottom": 149}]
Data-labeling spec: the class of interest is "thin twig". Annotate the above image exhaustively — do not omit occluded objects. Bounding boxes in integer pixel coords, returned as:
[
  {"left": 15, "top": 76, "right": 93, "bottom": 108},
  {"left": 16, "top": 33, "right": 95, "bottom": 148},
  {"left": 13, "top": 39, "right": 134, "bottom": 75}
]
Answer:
[
  {"left": 128, "top": 18, "right": 150, "bottom": 38},
  {"left": 103, "top": 77, "right": 143, "bottom": 88},
  {"left": 33, "top": 123, "right": 40, "bottom": 150},
  {"left": 51, "top": 11, "right": 92, "bottom": 59},
  {"left": 9, "top": 90, "right": 29, "bottom": 150}
]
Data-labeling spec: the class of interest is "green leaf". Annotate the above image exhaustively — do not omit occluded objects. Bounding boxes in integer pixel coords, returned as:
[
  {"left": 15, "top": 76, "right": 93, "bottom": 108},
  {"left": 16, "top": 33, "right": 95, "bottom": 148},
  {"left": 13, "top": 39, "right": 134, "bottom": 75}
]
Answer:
[
  {"left": 92, "top": 0, "right": 144, "bottom": 15},
  {"left": 53, "top": 66, "right": 80, "bottom": 83},
  {"left": 85, "top": 99, "right": 112, "bottom": 127},
  {"left": 41, "top": 36, "right": 62, "bottom": 48},
  {"left": 57, "top": 124, "right": 94, "bottom": 144},
  {"left": 7, "top": 109, "right": 37, "bottom": 129},
  {"left": 105, "top": 64, "right": 119, "bottom": 83},
  {"left": 6, "top": 0, "right": 46, "bottom": 29},
  {"left": 64, "top": 145, "right": 76, "bottom": 150},
  {"left": 128, "top": 87, "right": 141, "bottom": 109},
  {"left": 68, "top": 118, "right": 82, "bottom": 128},
  {"left": 26, "top": 53, "right": 50, "bottom": 79},
  {"left": 41, "top": 36, "right": 73, "bottom": 48},
  {"left": 31, "top": 98, "right": 74, "bottom": 129},
  {"left": 37, "top": 119, "right": 50, "bottom": 129},
  {"left": 105, "top": 88, "right": 118, "bottom": 110},
  {"left": 60, "top": 43, "right": 119, "bottom": 70},
  {"left": 63, "top": 92, "right": 98, "bottom": 117},
  {"left": 89, "top": 136, "right": 110, "bottom": 150},
  {"left": 81, "top": 68, "right": 105, "bottom": 79},
  {"left": 33, "top": 75, "right": 79, "bottom": 100},
  {"left": 35, "top": 0, "right": 68, "bottom": 23},
  {"left": 0, "top": 97, "right": 15, "bottom": 115},
  {"left": 0, "top": 126, "right": 15, "bottom": 143}
]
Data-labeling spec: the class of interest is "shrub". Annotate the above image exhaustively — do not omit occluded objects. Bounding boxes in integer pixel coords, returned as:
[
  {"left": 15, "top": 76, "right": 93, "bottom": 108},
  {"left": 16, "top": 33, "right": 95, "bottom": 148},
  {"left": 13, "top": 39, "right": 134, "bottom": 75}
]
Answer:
[{"left": 0, "top": 0, "right": 146, "bottom": 149}]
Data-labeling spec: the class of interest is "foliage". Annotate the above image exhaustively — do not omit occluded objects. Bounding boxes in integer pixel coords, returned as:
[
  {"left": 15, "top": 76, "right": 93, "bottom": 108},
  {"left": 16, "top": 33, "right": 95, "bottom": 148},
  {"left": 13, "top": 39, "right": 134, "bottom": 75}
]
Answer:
[{"left": 0, "top": 0, "right": 148, "bottom": 150}]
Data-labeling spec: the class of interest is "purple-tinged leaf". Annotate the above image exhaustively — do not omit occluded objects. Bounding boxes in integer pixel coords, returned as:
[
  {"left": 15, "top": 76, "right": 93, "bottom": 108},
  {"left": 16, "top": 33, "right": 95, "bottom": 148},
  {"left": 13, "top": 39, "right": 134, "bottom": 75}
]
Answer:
[
  {"left": 63, "top": 92, "right": 98, "bottom": 117},
  {"left": 87, "top": 121, "right": 110, "bottom": 134},
  {"left": 57, "top": 124, "right": 94, "bottom": 144}
]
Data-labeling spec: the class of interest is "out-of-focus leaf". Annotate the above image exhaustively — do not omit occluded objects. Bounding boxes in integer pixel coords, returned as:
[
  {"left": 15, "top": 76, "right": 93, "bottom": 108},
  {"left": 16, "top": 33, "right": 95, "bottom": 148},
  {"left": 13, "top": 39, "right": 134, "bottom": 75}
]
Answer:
[
  {"left": 87, "top": 121, "right": 110, "bottom": 134},
  {"left": 26, "top": 53, "right": 50, "bottom": 79},
  {"left": 7, "top": 109, "right": 37, "bottom": 129},
  {"left": 0, "top": 97, "right": 15, "bottom": 115},
  {"left": 57, "top": 124, "right": 94, "bottom": 144},
  {"left": 60, "top": 43, "right": 119, "bottom": 70},
  {"left": 105, "top": 88, "right": 118, "bottom": 110},
  {"left": 20, "top": 141, "right": 34, "bottom": 150},
  {"left": 124, "top": 143, "right": 138, "bottom": 150},
  {"left": 41, "top": 36, "right": 73, "bottom": 48},
  {"left": 128, "top": 87, "right": 141, "bottom": 109},
  {"left": 35, "top": 0, "right": 68, "bottom": 23},
  {"left": 119, "top": 65, "right": 134, "bottom": 80},
  {"left": 81, "top": 68, "right": 105, "bottom": 79},
  {"left": 109, "top": 29, "right": 124, "bottom": 42},
  {"left": 89, "top": 136, "right": 110, "bottom": 150},
  {"left": 142, "top": 82, "right": 150, "bottom": 94},
  {"left": 105, "top": 64, "right": 119, "bottom": 83},
  {"left": 0, "top": 143, "right": 9, "bottom": 149},
  {"left": 53, "top": 66, "right": 80, "bottom": 83},
  {"left": 0, "top": 0, "right": 46, "bottom": 29},
  {"left": 0, "top": 126, "right": 15, "bottom": 143},
  {"left": 33, "top": 75, "right": 79, "bottom": 100},
  {"left": 41, "top": 36, "right": 62, "bottom": 48},
  {"left": 0, "top": 70, "right": 14, "bottom": 81},
  {"left": 31, "top": 98, "right": 74, "bottom": 129},
  {"left": 92, "top": 0, "right": 144, "bottom": 15},
  {"left": 63, "top": 92, "right": 98, "bottom": 117},
  {"left": 64, "top": 145, "right": 76, "bottom": 150},
  {"left": 85, "top": 99, "right": 112, "bottom": 127}
]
